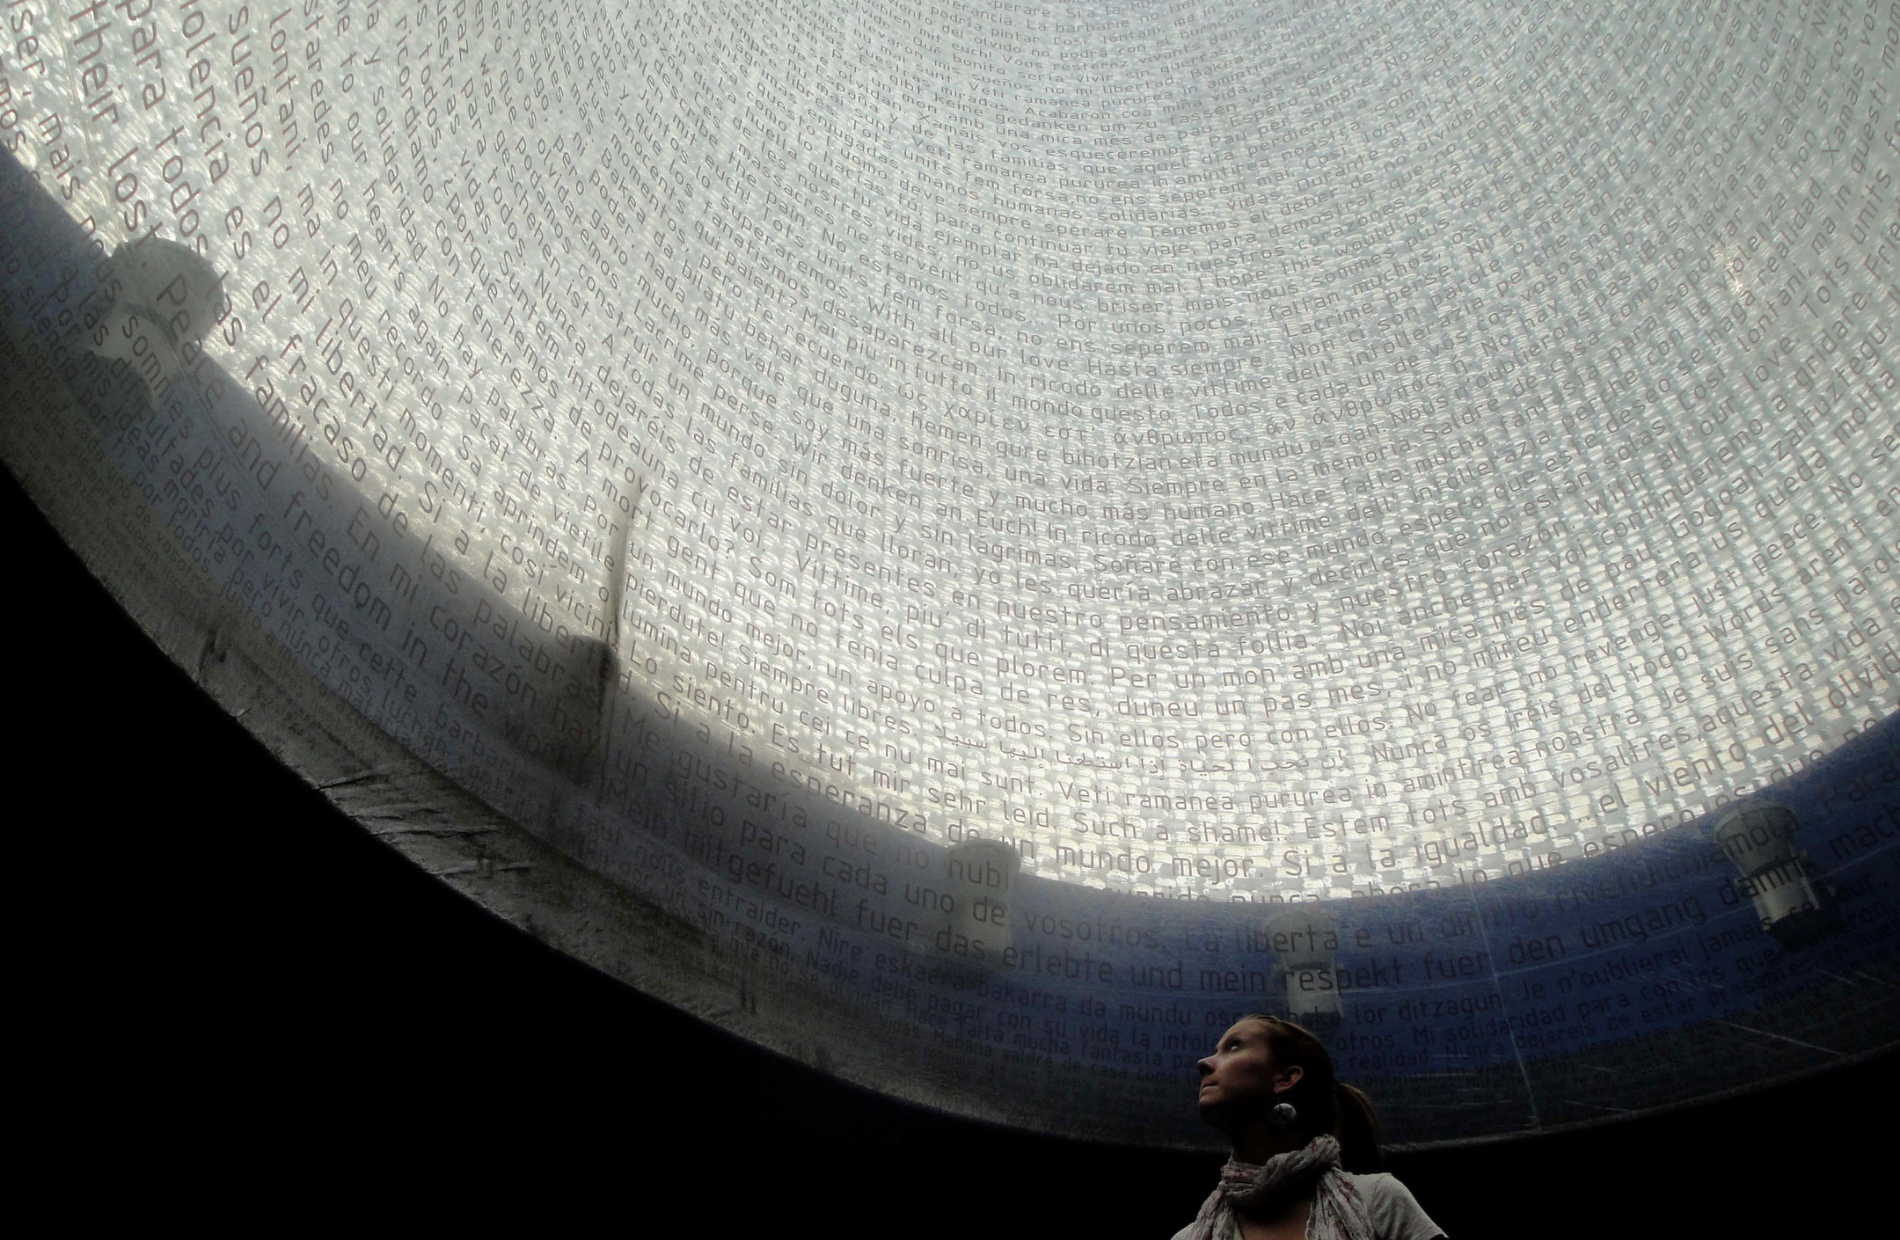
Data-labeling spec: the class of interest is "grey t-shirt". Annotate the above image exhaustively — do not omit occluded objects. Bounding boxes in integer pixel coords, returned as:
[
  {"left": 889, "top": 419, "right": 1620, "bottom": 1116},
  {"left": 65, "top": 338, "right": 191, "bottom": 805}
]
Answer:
[{"left": 1169, "top": 1171, "right": 1446, "bottom": 1240}]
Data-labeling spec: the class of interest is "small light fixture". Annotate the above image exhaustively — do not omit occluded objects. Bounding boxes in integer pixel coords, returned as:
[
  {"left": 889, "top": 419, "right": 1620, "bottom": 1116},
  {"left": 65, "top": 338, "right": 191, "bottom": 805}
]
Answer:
[
  {"left": 935, "top": 838, "right": 1021, "bottom": 971},
  {"left": 1266, "top": 905, "right": 1343, "bottom": 1025},
  {"left": 1712, "top": 802, "right": 1839, "bottom": 948}
]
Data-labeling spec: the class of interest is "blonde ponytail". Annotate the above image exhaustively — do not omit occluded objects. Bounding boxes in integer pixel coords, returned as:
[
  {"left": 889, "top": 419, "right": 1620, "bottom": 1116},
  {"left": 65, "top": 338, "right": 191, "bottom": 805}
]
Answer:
[{"left": 1331, "top": 1081, "right": 1384, "bottom": 1172}]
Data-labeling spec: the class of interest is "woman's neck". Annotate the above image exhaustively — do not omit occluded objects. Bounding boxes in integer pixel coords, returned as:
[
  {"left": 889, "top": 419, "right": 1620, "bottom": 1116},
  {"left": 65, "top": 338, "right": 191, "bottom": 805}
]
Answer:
[{"left": 1228, "top": 1122, "right": 1309, "bottom": 1167}]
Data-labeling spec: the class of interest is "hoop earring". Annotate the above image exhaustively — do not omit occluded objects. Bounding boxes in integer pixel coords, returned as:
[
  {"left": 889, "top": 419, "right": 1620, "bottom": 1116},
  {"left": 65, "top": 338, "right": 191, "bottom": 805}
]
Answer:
[{"left": 1268, "top": 1102, "right": 1298, "bottom": 1132}]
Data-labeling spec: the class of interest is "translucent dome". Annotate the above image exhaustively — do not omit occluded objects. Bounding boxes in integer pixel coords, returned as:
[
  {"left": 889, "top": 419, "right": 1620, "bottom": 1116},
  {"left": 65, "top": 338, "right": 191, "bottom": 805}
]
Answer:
[{"left": 2, "top": 0, "right": 1896, "bottom": 1146}]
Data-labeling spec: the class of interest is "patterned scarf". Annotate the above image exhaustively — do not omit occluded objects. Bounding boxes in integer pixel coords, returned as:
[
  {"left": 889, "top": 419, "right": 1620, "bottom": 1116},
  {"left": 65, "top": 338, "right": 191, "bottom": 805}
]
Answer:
[{"left": 1186, "top": 1136, "right": 1374, "bottom": 1240}]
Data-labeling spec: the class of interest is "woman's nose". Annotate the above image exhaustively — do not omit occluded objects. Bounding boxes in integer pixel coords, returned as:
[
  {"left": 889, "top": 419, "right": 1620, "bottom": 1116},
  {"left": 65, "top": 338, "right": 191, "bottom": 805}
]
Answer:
[{"left": 1196, "top": 1057, "right": 1213, "bottom": 1076}]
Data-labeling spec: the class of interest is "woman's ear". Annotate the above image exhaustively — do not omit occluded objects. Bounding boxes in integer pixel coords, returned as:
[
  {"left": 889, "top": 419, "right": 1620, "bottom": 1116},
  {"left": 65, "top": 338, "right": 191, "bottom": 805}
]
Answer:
[{"left": 1274, "top": 1064, "right": 1305, "bottom": 1094}]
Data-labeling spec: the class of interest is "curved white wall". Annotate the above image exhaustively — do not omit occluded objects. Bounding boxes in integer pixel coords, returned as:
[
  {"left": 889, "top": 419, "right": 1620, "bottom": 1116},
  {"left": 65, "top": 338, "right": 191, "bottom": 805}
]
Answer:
[{"left": 3, "top": 0, "right": 1897, "bottom": 1145}]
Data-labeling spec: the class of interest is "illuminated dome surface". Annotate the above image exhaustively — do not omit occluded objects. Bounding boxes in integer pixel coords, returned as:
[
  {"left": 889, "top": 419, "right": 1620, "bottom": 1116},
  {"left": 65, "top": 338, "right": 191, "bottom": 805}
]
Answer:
[{"left": 3, "top": 0, "right": 1897, "bottom": 1145}]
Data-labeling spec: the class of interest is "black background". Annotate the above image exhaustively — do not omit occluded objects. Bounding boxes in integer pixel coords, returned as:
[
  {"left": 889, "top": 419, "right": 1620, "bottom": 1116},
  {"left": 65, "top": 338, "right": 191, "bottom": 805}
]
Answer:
[{"left": 11, "top": 465, "right": 1890, "bottom": 1234}]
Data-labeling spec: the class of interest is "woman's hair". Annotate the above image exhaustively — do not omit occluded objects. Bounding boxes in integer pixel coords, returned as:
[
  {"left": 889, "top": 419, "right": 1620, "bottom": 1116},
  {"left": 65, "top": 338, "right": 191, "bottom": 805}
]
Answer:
[{"left": 1240, "top": 1014, "right": 1384, "bottom": 1172}]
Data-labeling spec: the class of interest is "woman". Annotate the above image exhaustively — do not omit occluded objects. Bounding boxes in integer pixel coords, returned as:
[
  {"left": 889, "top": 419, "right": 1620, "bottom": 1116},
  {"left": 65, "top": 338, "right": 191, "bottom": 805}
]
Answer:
[{"left": 1172, "top": 1015, "right": 1446, "bottom": 1240}]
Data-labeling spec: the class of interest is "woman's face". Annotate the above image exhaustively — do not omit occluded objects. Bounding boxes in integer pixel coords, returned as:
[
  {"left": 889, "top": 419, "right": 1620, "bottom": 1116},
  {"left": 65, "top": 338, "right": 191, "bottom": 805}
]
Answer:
[{"left": 1196, "top": 1019, "right": 1301, "bottom": 1124}]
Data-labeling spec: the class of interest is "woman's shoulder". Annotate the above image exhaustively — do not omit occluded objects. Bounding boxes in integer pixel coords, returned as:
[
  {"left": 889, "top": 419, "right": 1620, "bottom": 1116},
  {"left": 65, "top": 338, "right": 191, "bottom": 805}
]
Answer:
[
  {"left": 1340, "top": 1171, "right": 1446, "bottom": 1240},
  {"left": 1167, "top": 1173, "right": 1443, "bottom": 1240}
]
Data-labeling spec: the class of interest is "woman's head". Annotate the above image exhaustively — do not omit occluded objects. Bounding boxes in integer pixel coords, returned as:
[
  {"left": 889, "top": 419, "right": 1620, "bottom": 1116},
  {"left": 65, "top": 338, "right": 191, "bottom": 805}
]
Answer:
[
  {"left": 87, "top": 240, "right": 227, "bottom": 385},
  {"left": 1195, "top": 1015, "right": 1383, "bottom": 1171}
]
